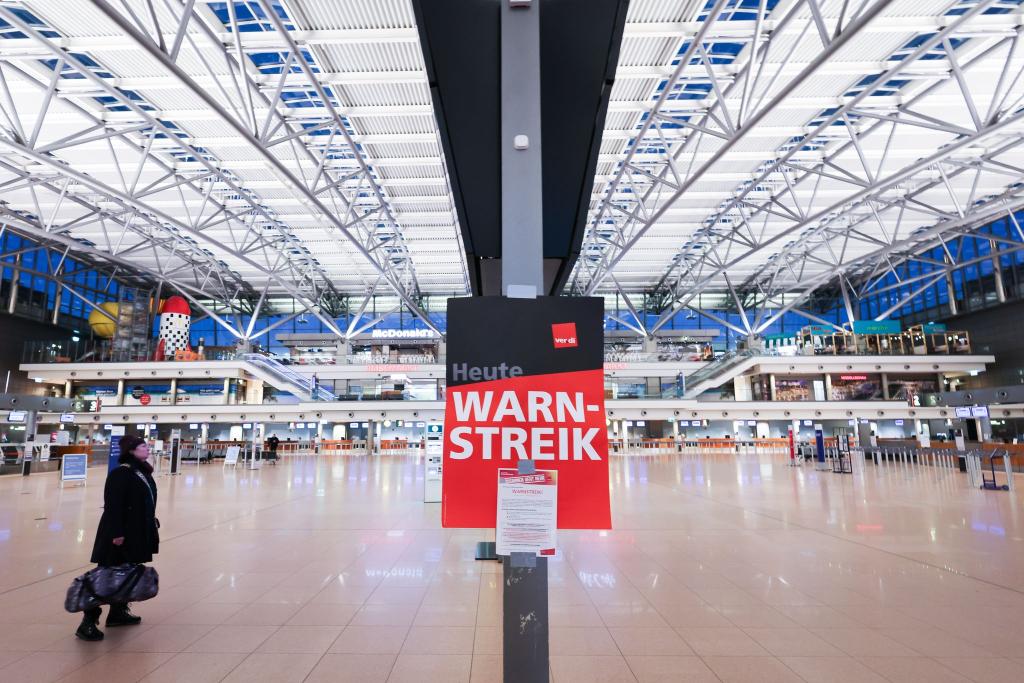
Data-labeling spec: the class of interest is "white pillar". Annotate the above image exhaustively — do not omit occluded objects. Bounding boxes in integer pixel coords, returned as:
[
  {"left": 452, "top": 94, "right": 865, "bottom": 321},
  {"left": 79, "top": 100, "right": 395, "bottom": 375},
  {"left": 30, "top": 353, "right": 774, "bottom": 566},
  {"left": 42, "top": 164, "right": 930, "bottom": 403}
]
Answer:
[{"left": 992, "top": 239, "right": 1007, "bottom": 303}]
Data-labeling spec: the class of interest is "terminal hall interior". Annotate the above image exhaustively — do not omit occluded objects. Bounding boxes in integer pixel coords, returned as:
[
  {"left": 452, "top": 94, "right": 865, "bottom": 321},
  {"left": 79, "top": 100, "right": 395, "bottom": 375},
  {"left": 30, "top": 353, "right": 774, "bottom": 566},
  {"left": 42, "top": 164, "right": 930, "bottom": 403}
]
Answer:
[{"left": 2, "top": 0, "right": 1024, "bottom": 682}]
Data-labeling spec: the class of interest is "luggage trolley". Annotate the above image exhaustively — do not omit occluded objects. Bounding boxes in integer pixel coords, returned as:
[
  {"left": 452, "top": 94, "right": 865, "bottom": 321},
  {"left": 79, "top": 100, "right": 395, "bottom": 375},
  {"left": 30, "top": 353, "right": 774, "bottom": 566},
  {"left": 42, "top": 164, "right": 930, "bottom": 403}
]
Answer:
[
  {"left": 831, "top": 428, "right": 853, "bottom": 474},
  {"left": 981, "top": 449, "right": 1012, "bottom": 491}
]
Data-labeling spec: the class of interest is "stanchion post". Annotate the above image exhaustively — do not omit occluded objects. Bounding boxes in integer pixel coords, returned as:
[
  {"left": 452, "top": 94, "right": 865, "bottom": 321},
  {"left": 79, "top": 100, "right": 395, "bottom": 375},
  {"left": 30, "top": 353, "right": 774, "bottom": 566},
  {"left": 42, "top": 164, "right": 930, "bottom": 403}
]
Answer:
[{"left": 1004, "top": 451, "right": 1014, "bottom": 492}]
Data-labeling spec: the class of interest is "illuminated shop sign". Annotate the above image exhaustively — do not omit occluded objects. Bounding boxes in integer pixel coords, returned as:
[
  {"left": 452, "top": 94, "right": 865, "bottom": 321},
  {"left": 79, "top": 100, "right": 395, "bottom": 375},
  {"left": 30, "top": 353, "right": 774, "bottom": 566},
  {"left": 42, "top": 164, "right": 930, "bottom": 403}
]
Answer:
[{"left": 370, "top": 329, "right": 439, "bottom": 339}]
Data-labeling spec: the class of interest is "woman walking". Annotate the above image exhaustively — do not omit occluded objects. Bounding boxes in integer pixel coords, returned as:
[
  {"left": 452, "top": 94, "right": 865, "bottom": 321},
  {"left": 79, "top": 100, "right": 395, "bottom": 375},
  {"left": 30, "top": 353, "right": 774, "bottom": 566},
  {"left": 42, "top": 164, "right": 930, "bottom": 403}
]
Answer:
[{"left": 77, "top": 434, "right": 160, "bottom": 641}]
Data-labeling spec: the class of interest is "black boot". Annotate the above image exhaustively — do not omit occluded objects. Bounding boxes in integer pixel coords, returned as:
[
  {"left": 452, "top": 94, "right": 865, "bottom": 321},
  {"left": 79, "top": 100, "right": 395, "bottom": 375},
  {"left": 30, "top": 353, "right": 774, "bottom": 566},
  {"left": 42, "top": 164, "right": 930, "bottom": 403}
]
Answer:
[
  {"left": 106, "top": 603, "right": 142, "bottom": 627},
  {"left": 76, "top": 608, "right": 104, "bottom": 641}
]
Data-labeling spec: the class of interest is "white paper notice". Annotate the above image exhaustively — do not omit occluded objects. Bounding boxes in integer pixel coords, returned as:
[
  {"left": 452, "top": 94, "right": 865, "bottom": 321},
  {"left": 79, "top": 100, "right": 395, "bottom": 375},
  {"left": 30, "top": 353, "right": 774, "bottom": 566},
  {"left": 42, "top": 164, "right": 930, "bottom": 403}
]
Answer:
[{"left": 496, "top": 468, "right": 557, "bottom": 557}]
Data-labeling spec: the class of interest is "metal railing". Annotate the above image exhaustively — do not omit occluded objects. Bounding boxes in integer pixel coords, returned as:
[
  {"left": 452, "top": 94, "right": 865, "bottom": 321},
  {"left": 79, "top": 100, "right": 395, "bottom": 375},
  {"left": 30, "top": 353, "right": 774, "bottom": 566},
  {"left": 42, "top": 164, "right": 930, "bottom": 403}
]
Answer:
[{"left": 22, "top": 338, "right": 239, "bottom": 364}]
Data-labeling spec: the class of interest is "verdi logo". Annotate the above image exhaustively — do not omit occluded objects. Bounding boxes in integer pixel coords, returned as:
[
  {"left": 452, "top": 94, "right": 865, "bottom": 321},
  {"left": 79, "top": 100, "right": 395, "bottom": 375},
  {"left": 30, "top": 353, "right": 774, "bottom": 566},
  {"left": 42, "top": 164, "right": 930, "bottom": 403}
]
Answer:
[{"left": 551, "top": 322, "right": 578, "bottom": 349}]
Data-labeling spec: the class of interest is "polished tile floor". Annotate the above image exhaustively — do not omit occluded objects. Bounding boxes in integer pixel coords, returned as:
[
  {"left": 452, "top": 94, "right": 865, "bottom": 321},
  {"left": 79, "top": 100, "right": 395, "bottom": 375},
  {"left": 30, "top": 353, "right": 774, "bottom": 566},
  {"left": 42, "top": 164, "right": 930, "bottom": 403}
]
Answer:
[{"left": 0, "top": 451, "right": 1022, "bottom": 682}]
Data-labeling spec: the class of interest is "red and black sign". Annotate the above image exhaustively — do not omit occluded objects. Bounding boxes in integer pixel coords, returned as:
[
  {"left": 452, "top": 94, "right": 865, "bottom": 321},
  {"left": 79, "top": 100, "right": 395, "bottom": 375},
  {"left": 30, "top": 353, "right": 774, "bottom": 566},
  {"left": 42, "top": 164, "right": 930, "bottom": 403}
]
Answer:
[{"left": 442, "top": 296, "right": 611, "bottom": 529}]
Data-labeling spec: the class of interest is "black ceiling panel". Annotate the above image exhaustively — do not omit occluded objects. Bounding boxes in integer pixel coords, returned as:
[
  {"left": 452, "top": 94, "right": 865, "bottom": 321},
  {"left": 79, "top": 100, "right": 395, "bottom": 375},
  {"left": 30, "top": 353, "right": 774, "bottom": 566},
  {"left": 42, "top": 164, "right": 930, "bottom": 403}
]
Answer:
[{"left": 412, "top": 0, "right": 628, "bottom": 295}]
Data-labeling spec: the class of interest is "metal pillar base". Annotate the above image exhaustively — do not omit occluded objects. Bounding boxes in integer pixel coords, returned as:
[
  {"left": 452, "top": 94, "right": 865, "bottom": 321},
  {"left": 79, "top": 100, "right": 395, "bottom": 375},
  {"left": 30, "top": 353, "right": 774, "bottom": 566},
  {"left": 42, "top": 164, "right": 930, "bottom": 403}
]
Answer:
[
  {"left": 475, "top": 541, "right": 498, "bottom": 561},
  {"left": 503, "top": 553, "right": 549, "bottom": 683}
]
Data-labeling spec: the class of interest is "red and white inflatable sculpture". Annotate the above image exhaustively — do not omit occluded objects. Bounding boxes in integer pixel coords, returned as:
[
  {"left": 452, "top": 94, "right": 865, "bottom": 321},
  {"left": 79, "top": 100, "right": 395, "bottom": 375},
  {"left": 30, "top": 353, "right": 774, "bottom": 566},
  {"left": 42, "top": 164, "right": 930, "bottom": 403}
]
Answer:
[{"left": 156, "top": 296, "right": 191, "bottom": 359}]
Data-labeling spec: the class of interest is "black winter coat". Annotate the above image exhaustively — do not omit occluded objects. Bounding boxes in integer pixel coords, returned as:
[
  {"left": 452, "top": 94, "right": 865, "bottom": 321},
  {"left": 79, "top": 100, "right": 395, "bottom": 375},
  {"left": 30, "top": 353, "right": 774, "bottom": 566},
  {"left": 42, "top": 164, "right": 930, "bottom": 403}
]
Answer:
[{"left": 90, "top": 462, "right": 160, "bottom": 566}]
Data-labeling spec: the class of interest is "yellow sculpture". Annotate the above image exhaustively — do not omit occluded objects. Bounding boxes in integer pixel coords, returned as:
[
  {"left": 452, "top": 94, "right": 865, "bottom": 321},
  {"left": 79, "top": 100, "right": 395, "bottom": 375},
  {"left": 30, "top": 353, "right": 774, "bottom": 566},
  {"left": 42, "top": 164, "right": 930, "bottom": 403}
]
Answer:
[{"left": 87, "top": 302, "right": 119, "bottom": 338}]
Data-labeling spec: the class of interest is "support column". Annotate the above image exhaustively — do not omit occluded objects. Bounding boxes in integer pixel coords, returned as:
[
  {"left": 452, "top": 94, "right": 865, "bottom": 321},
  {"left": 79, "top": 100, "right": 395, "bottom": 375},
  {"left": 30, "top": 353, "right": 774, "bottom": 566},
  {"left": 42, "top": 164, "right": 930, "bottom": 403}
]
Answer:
[
  {"left": 64, "top": 380, "right": 72, "bottom": 398},
  {"left": 733, "top": 375, "right": 752, "bottom": 401},
  {"left": 222, "top": 378, "right": 231, "bottom": 405},
  {"left": 500, "top": 0, "right": 544, "bottom": 297},
  {"left": 7, "top": 253, "right": 19, "bottom": 315},
  {"left": 170, "top": 378, "right": 178, "bottom": 406},
  {"left": 978, "top": 416, "right": 992, "bottom": 443},
  {"left": 881, "top": 373, "right": 890, "bottom": 400},
  {"left": 840, "top": 277, "right": 857, "bottom": 324},
  {"left": 945, "top": 271, "right": 958, "bottom": 316},
  {"left": 335, "top": 340, "right": 349, "bottom": 364},
  {"left": 51, "top": 287, "right": 62, "bottom": 325},
  {"left": 22, "top": 409, "right": 37, "bottom": 476},
  {"left": 991, "top": 239, "right": 1007, "bottom": 303},
  {"left": 499, "top": 4, "right": 547, "bottom": 681},
  {"left": 116, "top": 379, "right": 125, "bottom": 407}
]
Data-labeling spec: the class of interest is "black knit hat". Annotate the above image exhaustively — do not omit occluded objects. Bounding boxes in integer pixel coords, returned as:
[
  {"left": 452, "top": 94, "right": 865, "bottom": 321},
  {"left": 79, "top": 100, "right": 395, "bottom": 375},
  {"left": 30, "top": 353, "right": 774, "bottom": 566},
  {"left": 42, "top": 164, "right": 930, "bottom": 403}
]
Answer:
[{"left": 117, "top": 434, "right": 147, "bottom": 463}]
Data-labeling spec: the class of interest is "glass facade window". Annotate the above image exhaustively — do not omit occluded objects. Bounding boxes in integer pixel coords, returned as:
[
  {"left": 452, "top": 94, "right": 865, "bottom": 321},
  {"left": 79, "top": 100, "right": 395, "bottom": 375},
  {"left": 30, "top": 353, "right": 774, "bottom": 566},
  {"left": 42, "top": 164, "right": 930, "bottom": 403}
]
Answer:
[
  {"left": 859, "top": 210, "right": 1024, "bottom": 326},
  {"left": 0, "top": 232, "right": 121, "bottom": 329}
]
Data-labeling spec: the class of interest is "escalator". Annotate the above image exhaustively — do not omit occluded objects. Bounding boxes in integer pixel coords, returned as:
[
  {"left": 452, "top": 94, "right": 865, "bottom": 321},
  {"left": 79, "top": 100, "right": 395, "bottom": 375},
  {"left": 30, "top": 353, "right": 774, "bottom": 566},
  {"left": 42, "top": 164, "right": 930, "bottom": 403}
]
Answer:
[
  {"left": 682, "top": 349, "right": 765, "bottom": 399},
  {"left": 240, "top": 353, "right": 334, "bottom": 402}
]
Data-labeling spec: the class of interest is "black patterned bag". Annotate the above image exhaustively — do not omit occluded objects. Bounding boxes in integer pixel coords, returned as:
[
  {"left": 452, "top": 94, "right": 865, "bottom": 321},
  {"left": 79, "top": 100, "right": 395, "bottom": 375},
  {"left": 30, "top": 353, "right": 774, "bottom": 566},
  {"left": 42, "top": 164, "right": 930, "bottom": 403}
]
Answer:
[{"left": 64, "top": 564, "right": 159, "bottom": 613}]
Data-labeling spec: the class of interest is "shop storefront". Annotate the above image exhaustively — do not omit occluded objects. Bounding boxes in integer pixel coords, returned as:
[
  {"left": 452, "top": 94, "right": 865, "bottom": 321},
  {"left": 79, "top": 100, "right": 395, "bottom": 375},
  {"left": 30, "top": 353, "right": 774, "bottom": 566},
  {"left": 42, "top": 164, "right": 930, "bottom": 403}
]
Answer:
[
  {"left": 334, "top": 375, "right": 442, "bottom": 401},
  {"left": 774, "top": 376, "right": 826, "bottom": 401},
  {"left": 349, "top": 329, "right": 440, "bottom": 364},
  {"left": 829, "top": 374, "right": 882, "bottom": 400},
  {"left": 886, "top": 375, "right": 940, "bottom": 404}
]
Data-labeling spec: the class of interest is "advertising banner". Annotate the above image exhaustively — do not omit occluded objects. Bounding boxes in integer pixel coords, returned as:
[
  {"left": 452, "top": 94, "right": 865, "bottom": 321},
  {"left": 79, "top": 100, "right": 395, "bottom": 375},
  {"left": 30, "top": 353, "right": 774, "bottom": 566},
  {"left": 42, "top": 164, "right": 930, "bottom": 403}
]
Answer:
[
  {"left": 442, "top": 296, "right": 611, "bottom": 529},
  {"left": 108, "top": 435, "right": 121, "bottom": 473},
  {"left": 61, "top": 453, "right": 88, "bottom": 483}
]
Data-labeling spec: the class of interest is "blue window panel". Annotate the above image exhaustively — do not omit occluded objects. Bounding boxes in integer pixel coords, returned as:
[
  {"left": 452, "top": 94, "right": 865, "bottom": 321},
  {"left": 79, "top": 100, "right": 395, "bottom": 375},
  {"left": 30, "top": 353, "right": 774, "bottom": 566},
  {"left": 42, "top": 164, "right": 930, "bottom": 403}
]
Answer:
[{"left": 923, "top": 284, "right": 937, "bottom": 309}]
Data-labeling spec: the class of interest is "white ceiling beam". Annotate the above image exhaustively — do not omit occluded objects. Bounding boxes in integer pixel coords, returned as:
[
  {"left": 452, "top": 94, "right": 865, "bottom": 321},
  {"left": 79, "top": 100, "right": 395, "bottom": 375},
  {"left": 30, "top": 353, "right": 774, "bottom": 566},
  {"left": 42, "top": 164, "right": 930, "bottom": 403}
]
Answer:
[{"left": 0, "top": 12, "right": 1017, "bottom": 53}]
